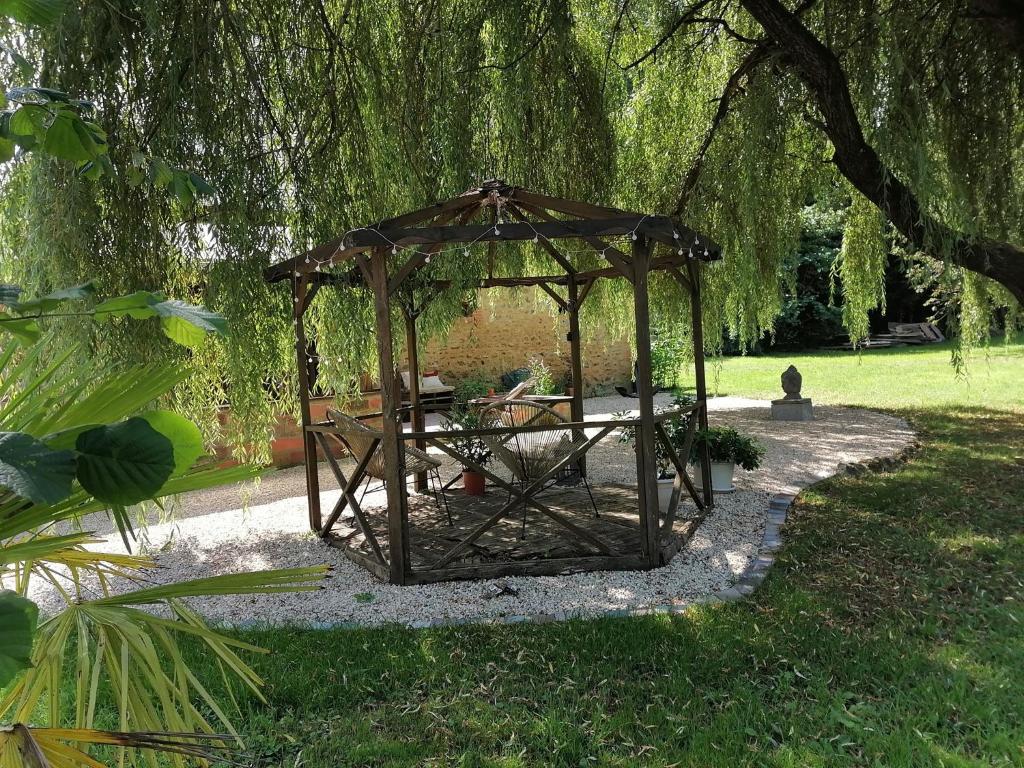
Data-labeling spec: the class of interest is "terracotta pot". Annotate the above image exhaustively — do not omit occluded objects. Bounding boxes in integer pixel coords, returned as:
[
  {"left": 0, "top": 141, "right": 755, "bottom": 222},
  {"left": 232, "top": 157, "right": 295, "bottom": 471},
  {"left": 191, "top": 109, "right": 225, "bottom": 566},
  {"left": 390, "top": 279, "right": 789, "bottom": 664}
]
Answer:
[{"left": 462, "top": 469, "right": 486, "bottom": 496}]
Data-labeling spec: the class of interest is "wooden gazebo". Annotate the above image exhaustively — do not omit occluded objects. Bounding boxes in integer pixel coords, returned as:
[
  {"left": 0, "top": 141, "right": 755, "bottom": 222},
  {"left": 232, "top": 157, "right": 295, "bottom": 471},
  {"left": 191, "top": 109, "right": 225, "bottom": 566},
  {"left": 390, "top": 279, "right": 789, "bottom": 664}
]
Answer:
[{"left": 265, "top": 180, "right": 721, "bottom": 585}]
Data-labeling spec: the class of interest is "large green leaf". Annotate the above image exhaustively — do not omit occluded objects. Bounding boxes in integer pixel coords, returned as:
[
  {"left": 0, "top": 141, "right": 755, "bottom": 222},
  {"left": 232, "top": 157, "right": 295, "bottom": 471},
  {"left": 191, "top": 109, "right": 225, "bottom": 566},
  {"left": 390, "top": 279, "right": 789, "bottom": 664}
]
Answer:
[
  {"left": 12, "top": 281, "right": 95, "bottom": 314},
  {"left": 154, "top": 300, "right": 228, "bottom": 347},
  {"left": 93, "top": 290, "right": 162, "bottom": 320},
  {"left": 0, "top": 431, "right": 75, "bottom": 504},
  {"left": 140, "top": 410, "right": 204, "bottom": 475},
  {"left": 74, "top": 417, "right": 176, "bottom": 505},
  {"left": 43, "top": 112, "right": 94, "bottom": 162},
  {"left": 0, "top": 311, "right": 39, "bottom": 344},
  {"left": 96, "top": 292, "right": 228, "bottom": 347},
  {"left": 7, "top": 103, "right": 47, "bottom": 145},
  {"left": 0, "top": 590, "right": 37, "bottom": 688},
  {"left": 0, "top": 0, "right": 66, "bottom": 26}
]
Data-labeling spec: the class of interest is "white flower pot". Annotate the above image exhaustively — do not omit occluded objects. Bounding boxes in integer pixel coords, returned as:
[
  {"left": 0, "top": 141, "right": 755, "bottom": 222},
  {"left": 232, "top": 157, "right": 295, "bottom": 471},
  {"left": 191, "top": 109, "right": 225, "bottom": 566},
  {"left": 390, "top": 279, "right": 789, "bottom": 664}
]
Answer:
[
  {"left": 693, "top": 460, "right": 736, "bottom": 493},
  {"left": 657, "top": 477, "right": 675, "bottom": 512}
]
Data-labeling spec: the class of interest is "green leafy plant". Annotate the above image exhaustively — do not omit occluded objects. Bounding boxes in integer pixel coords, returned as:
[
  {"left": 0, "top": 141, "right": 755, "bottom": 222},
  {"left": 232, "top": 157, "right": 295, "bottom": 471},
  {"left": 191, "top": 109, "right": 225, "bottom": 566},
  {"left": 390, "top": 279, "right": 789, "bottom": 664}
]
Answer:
[
  {"left": 454, "top": 374, "right": 492, "bottom": 403},
  {"left": 690, "top": 427, "right": 765, "bottom": 471},
  {"left": 440, "top": 404, "right": 491, "bottom": 469},
  {"left": 527, "top": 356, "right": 559, "bottom": 396},
  {"left": 650, "top": 327, "right": 686, "bottom": 388},
  {"left": 0, "top": 285, "right": 325, "bottom": 767}
]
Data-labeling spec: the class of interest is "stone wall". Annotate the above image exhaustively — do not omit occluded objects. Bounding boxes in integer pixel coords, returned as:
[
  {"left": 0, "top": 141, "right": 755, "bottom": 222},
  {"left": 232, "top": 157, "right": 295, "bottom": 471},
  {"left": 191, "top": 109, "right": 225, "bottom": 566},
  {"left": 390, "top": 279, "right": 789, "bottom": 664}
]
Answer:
[{"left": 421, "top": 288, "right": 631, "bottom": 395}]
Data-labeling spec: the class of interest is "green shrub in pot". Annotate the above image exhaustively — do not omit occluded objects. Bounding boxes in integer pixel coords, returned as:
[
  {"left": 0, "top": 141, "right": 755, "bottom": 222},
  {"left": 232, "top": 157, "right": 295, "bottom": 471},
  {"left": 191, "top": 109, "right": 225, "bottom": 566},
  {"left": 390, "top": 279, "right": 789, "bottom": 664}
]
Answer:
[{"left": 689, "top": 427, "right": 765, "bottom": 471}]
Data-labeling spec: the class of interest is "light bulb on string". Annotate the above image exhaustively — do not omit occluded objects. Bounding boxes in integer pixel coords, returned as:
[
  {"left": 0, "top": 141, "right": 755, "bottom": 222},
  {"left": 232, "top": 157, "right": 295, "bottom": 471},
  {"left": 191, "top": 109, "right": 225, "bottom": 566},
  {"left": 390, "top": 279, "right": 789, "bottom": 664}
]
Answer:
[{"left": 673, "top": 231, "right": 679, "bottom": 239}]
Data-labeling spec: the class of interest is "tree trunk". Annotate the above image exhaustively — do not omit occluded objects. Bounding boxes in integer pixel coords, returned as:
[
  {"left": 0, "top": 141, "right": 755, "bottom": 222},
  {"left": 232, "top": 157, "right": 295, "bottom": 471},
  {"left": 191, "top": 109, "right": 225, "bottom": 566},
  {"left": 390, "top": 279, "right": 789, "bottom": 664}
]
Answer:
[{"left": 739, "top": 0, "right": 1024, "bottom": 305}]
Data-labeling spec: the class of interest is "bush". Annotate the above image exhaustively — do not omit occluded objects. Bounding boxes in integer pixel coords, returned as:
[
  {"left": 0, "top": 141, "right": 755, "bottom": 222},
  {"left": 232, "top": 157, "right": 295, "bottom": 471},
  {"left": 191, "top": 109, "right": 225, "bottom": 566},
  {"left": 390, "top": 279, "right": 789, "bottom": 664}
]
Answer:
[
  {"left": 527, "top": 355, "right": 559, "bottom": 395},
  {"left": 690, "top": 427, "right": 765, "bottom": 471},
  {"left": 454, "top": 374, "right": 493, "bottom": 403}
]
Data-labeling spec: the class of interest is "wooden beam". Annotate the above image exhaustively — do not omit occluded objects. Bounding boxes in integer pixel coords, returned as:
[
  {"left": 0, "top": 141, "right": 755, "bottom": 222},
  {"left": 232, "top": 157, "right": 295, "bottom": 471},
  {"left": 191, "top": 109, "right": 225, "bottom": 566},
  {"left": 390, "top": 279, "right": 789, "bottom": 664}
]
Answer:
[
  {"left": 511, "top": 188, "right": 629, "bottom": 220},
  {"left": 387, "top": 200, "right": 484, "bottom": 296},
  {"left": 403, "top": 303, "right": 428, "bottom": 492},
  {"left": 577, "top": 278, "right": 596, "bottom": 307},
  {"left": 299, "top": 279, "right": 321, "bottom": 315},
  {"left": 293, "top": 276, "right": 321, "bottom": 533},
  {"left": 686, "top": 258, "right": 714, "bottom": 509},
  {"left": 537, "top": 281, "right": 568, "bottom": 311},
  {"left": 341, "top": 215, "right": 678, "bottom": 249},
  {"left": 568, "top": 275, "right": 586, "bottom": 477},
  {"left": 506, "top": 203, "right": 576, "bottom": 275},
  {"left": 631, "top": 237, "right": 660, "bottom": 566},
  {"left": 667, "top": 266, "right": 691, "bottom": 293},
  {"left": 368, "top": 248, "right": 410, "bottom": 584},
  {"left": 512, "top": 200, "right": 635, "bottom": 281},
  {"left": 372, "top": 190, "right": 484, "bottom": 230}
]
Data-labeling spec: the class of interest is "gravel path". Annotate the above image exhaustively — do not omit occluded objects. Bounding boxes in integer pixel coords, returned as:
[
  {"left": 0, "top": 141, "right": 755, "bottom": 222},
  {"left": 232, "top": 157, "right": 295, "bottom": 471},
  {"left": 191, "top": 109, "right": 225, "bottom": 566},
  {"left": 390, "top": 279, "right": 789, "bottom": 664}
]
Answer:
[{"left": 28, "top": 396, "right": 914, "bottom": 627}]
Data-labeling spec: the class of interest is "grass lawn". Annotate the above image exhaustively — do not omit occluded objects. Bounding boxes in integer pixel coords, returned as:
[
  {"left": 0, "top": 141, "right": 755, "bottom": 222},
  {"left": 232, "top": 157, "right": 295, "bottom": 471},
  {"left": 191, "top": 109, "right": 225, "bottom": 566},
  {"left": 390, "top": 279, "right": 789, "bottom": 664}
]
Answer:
[{"left": 189, "top": 340, "right": 1023, "bottom": 767}]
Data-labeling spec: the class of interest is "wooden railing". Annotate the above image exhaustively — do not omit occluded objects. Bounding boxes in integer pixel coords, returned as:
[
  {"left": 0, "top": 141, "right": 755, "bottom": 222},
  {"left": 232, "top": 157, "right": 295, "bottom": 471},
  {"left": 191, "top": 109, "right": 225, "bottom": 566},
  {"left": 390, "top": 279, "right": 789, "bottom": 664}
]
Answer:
[{"left": 304, "top": 400, "right": 713, "bottom": 583}]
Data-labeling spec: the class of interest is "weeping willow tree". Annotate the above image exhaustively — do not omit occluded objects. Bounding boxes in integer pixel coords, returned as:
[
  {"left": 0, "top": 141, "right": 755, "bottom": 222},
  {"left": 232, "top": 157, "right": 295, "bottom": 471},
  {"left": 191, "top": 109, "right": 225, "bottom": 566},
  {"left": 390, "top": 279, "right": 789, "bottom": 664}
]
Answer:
[{"left": 0, "top": 0, "right": 1020, "bottom": 456}]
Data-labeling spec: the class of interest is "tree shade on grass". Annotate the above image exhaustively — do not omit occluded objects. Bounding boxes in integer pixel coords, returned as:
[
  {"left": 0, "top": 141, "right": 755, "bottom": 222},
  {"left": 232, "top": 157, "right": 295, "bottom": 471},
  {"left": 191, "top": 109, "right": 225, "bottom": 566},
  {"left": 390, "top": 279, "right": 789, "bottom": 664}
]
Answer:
[{"left": 71, "top": 339, "right": 1023, "bottom": 767}]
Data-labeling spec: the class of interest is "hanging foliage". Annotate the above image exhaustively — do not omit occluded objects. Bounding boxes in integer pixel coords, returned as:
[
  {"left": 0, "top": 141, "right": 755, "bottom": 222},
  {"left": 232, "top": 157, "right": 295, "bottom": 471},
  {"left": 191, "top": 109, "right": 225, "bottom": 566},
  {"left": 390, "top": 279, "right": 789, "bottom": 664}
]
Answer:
[{"left": 0, "top": 0, "right": 1018, "bottom": 454}]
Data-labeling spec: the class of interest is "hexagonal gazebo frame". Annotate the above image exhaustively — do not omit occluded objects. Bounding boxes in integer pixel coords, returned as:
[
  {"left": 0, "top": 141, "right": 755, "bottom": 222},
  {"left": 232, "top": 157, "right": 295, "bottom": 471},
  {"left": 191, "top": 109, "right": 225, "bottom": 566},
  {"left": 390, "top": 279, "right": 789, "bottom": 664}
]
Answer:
[{"left": 265, "top": 180, "right": 720, "bottom": 585}]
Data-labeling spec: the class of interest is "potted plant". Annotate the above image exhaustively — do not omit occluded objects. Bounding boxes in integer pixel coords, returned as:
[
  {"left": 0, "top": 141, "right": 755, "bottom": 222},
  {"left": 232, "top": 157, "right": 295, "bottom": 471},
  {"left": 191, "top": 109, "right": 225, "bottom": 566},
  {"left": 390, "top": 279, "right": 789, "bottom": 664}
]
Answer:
[
  {"left": 689, "top": 426, "right": 765, "bottom": 493},
  {"left": 441, "top": 405, "right": 492, "bottom": 496},
  {"left": 615, "top": 392, "right": 696, "bottom": 512}
]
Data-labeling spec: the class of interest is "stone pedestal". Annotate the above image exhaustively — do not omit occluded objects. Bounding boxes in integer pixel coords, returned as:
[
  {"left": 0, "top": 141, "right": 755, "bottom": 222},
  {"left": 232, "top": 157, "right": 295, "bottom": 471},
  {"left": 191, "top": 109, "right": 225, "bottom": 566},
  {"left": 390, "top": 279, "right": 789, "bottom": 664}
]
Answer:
[{"left": 771, "top": 398, "right": 814, "bottom": 421}]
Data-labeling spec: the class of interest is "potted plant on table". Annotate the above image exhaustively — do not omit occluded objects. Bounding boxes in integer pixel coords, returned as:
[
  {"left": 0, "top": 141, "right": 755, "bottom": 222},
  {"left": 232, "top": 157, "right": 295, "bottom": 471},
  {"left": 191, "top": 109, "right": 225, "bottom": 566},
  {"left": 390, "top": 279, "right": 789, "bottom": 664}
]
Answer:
[
  {"left": 441, "top": 404, "right": 492, "bottom": 496},
  {"left": 689, "top": 426, "right": 765, "bottom": 493}
]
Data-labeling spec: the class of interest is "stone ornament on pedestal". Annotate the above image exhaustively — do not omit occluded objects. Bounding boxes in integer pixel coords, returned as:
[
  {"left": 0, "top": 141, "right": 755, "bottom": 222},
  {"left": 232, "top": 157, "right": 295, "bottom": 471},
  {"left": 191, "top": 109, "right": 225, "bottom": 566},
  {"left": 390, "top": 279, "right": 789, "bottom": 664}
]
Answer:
[{"left": 771, "top": 365, "right": 814, "bottom": 421}]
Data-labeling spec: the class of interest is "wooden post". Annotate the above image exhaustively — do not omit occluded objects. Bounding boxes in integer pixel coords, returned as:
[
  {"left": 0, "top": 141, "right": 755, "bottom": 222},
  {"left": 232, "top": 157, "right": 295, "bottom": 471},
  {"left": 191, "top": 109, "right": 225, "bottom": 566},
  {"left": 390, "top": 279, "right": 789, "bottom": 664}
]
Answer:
[
  {"left": 403, "top": 302, "right": 427, "bottom": 492},
  {"left": 631, "top": 236, "right": 660, "bottom": 566},
  {"left": 369, "top": 250, "right": 410, "bottom": 584},
  {"left": 294, "top": 276, "right": 322, "bottom": 532},
  {"left": 567, "top": 275, "right": 586, "bottom": 477},
  {"left": 687, "top": 258, "right": 714, "bottom": 508}
]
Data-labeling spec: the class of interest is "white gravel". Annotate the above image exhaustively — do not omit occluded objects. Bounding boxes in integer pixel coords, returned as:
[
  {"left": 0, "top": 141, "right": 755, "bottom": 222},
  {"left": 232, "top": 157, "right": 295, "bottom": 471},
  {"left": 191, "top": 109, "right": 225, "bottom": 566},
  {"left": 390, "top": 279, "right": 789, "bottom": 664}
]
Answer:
[{"left": 27, "top": 396, "right": 914, "bottom": 627}]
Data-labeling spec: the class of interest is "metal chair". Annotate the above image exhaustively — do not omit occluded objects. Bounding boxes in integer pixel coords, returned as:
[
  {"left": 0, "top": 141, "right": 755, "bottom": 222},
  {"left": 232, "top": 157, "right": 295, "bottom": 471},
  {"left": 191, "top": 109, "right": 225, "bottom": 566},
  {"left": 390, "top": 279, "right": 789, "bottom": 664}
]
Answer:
[
  {"left": 327, "top": 410, "right": 451, "bottom": 525},
  {"left": 478, "top": 399, "right": 598, "bottom": 538}
]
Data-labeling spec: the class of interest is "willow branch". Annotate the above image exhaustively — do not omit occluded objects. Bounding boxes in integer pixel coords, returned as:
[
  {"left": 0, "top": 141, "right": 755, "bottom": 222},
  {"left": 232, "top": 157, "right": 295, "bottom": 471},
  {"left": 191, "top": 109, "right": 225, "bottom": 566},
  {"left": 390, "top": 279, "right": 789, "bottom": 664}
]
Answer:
[
  {"left": 674, "top": 43, "right": 774, "bottom": 216},
  {"left": 621, "top": 0, "right": 716, "bottom": 70},
  {"left": 739, "top": 0, "right": 1024, "bottom": 303}
]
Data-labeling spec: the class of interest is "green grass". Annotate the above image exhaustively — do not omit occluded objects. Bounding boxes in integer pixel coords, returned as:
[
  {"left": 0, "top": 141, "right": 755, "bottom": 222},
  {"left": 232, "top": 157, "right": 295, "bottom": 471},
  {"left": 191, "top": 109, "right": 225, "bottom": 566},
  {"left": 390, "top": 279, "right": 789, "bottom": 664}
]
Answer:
[
  {"left": 679, "top": 335, "right": 1024, "bottom": 409},
  {"left": 188, "top": 340, "right": 1023, "bottom": 766}
]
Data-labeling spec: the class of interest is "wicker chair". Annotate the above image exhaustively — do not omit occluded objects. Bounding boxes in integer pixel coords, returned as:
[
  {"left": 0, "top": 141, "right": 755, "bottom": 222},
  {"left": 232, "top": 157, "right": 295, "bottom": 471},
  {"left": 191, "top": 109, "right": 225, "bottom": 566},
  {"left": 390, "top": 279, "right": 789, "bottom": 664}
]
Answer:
[
  {"left": 327, "top": 409, "right": 451, "bottom": 525},
  {"left": 478, "top": 399, "right": 598, "bottom": 537}
]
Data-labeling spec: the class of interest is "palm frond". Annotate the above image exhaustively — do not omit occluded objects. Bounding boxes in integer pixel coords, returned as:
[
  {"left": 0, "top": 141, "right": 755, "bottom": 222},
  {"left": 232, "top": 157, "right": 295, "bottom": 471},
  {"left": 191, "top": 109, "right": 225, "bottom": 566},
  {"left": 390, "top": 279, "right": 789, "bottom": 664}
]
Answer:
[{"left": 1, "top": 724, "right": 246, "bottom": 768}]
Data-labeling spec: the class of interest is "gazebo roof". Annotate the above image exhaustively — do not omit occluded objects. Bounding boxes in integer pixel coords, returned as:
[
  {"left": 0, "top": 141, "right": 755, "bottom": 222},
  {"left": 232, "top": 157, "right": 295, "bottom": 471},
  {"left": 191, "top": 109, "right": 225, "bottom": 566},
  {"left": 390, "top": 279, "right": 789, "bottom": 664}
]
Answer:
[{"left": 264, "top": 180, "right": 722, "bottom": 285}]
